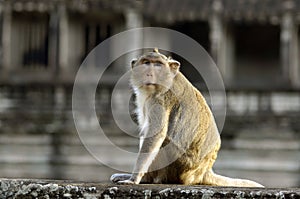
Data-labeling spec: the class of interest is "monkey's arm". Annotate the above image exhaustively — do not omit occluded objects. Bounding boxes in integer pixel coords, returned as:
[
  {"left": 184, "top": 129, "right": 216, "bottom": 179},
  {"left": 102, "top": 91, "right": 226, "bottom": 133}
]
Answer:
[{"left": 118, "top": 107, "right": 169, "bottom": 184}]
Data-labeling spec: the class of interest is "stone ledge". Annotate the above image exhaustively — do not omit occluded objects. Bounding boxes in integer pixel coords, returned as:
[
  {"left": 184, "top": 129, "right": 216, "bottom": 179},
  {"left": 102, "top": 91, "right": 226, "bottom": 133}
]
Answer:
[{"left": 0, "top": 178, "right": 299, "bottom": 199}]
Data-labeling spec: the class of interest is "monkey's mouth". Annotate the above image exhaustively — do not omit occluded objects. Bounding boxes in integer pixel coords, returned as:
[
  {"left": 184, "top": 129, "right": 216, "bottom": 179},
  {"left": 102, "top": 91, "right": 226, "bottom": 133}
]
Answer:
[
  {"left": 145, "top": 83, "right": 156, "bottom": 86},
  {"left": 143, "top": 81, "right": 156, "bottom": 86},
  {"left": 142, "top": 83, "right": 157, "bottom": 89}
]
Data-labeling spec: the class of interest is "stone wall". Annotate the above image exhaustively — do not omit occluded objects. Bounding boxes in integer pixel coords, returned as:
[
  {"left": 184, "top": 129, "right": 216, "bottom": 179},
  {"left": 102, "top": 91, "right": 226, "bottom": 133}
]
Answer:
[{"left": 1, "top": 179, "right": 299, "bottom": 199}]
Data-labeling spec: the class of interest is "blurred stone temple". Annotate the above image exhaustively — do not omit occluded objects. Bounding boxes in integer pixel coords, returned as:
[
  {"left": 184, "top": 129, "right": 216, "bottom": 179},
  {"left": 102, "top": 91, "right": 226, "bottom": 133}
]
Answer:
[{"left": 0, "top": 0, "right": 299, "bottom": 188}]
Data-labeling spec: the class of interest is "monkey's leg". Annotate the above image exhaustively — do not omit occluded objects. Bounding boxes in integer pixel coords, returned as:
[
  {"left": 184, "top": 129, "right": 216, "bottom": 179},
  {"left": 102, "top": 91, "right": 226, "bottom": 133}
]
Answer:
[
  {"left": 203, "top": 170, "right": 264, "bottom": 187},
  {"left": 117, "top": 105, "right": 169, "bottom": 185},
  {"left": 110, "top": 173, "right": 131, "bottom": 183},
  {"left": 116, "top": 135, "right": 166, "bottom": 185}
]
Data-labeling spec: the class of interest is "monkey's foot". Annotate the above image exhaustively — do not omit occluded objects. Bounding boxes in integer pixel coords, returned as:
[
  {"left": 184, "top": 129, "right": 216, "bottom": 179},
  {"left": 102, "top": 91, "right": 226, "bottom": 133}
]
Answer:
[{"left": 110, "top": 173, "right": 132, "bottom": 183}]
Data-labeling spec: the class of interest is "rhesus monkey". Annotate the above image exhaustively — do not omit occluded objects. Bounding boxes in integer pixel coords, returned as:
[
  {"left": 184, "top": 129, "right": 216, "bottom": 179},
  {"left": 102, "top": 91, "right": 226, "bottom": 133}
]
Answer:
[{"left": 110, "top": 49, "right": 263, "bottom": 187}]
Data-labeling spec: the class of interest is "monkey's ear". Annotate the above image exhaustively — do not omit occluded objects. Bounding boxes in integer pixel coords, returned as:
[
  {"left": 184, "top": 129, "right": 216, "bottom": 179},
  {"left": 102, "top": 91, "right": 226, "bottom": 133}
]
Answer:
[
  {"left": 131, "top": 58, "right": 138, "bottom": 68},
  {"left": 153, "top": 48, "right": 159, "bottom": 53},
  {"left": 169, "top": 59, "right": 180, "bottom": 74}
]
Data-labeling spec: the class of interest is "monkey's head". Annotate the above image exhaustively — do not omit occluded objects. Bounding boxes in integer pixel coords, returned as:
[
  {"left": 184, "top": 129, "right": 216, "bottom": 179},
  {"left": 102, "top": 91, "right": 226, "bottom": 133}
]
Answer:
[{"left": 130, "top": 48, "right": 180, "bottom": 94}]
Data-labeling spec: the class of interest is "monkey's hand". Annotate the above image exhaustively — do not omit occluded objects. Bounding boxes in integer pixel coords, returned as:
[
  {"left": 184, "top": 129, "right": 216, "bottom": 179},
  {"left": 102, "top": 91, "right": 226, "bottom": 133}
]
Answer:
[
  {"left": 116, "top": 179, "right": 136, "bottom": 185},
  {"left": 115, "top": 173, "right": 142, "bottom": 184},
  {"left": 110, "top": 173, "right": 132, "bottom": 183}
]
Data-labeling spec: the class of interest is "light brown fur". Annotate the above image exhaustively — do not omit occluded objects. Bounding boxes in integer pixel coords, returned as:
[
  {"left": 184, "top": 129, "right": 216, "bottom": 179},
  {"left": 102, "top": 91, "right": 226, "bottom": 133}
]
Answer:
[{"left": 110, "top": 49, "right": 263, "bottom": 187}]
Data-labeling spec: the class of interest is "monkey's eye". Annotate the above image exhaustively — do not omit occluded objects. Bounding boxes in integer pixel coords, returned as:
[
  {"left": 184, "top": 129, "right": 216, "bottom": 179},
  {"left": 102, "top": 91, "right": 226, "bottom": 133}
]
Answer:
[
  {"left": 154, "top": 62, "right": 163, "bottom": 67},
  {"left": 143, "top": 60, "right": 151, "bottom": 65}
]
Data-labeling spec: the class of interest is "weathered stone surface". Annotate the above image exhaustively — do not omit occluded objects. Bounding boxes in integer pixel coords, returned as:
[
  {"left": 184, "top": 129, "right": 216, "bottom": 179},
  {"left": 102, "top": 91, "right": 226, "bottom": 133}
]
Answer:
[{"left": 0, "top": 178, "right": 300, "bottom": 199}]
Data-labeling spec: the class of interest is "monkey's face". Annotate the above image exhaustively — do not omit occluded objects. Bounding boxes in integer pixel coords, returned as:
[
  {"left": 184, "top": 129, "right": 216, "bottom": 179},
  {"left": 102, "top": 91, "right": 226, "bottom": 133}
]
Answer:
[{"left": 130, "top": 51, "right": 180, "bottom": 94}]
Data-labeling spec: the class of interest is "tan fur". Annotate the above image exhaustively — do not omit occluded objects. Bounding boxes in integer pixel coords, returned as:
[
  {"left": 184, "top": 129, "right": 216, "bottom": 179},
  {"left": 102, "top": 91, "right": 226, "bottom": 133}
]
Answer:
[{"left": 110, "top": 49, "right": 264, "bottom": 187}]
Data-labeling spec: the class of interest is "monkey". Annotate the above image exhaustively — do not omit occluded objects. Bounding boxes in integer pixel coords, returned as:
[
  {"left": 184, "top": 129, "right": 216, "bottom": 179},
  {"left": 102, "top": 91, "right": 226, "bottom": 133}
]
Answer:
[{"left": 110, "top": 48, "right": 264, "bottom": 187}]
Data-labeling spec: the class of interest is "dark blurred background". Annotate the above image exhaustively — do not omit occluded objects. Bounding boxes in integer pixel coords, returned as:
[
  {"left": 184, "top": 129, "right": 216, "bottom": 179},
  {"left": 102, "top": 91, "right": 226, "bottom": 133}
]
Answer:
[{"left": 0, "top": 0, "right": 299, "bottom": 188}]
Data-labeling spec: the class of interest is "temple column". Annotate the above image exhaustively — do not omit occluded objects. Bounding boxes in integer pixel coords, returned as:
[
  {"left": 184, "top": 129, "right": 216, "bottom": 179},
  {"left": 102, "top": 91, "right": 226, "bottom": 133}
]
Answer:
[
  {"left": 124, "top": 8, "right": 143, "bottom": 70},
  {"left": 2, "top": 2, "right": 12, "bottom": 73},
  {"left": 58, "top": 3, "right": 70, "bottom": 76},
  {"left": 209, "top": 0, "right": 234, "bottom": 86},
  {"left": 280, "top": 2, "right": 299, "bottom": 87}
]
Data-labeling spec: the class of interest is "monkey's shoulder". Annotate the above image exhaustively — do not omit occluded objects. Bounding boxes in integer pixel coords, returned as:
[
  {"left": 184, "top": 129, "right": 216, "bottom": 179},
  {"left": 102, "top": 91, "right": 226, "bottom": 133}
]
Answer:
[{"left": 173, "top": 73, "right": 211, "bottom": 109}]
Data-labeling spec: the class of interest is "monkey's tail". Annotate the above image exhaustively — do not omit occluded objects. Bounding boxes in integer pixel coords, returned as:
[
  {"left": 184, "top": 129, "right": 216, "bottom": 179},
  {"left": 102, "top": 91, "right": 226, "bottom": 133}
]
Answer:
[{"left": 203, "top": 170, "right": 264, "bottom": 187}]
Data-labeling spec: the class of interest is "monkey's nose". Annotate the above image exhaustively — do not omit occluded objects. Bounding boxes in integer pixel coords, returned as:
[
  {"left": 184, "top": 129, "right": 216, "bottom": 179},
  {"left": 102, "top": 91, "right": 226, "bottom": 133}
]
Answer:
[{"left": 146, "top": 73, "right": 153, "bottom": 77}]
